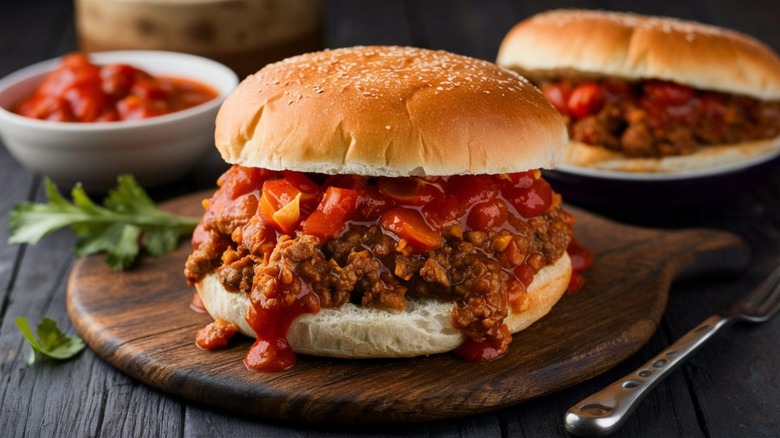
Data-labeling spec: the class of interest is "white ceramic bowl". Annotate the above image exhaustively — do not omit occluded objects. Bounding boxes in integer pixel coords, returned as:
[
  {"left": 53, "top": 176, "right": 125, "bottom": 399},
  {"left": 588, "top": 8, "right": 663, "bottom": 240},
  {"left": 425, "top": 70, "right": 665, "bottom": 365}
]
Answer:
[{"left": 0, "top": 51, "right": 238, "bottom": 190}]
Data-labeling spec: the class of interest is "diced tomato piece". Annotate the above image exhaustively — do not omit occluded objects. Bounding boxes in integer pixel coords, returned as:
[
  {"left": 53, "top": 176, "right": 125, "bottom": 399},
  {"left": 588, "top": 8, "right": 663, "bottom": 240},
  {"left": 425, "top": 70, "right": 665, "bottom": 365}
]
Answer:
[
  {"left": 301, "top": 186, "right": 359, "bottom": 241},
  {"left": 259, "top": 179, "right": 302, "bottom": 233},
  {"left": 601, "top": 80, "right": 632, "bottom": 102},
  {"left": 15, "top": 94, "right": 75, "bottom": 122},
  {"left": 282, "top": 171, "right": 320, "bottom": 196},
  {"left": 380, "top": 207, "right": 441, "bottom": 252},
  {"left": 100, "top": 64, "right": 138, "bottom": 99},
  {"left": 498, "top": 171, "right": 535, "bottom": 196},
  {"left": 448, "top": 174, "right": 499, "bottom": 209},
  {"left": 63, "top": 84, "right": 107, "bottom": 122},
  {"left": 514, "top": 264, "right": 535, "bottom": 287},
  {"left": 377, "top": 177, "right": 444, "bottom": 206},
  {"left": 271, "top": 193, "right": 302, "bottom": 234},
  {"left": 282, "top": 170, "right": 322, "bottom": 212},
  {"left": 191, "top": 223, "right": 211, "bottom": 250},
  {"left": 567, "top": 82, "right": 604, "bottom": 118},
  {"left": 215, "top": 165, "right": 276, "bottom": 200},
  {"left": 643, "top": 80, "right": 694, "bottom": 106},
  {"left": 467, "top": 199, "right": 508, "bottom": 231},
  {"left": 59, "top": 52, "right": 92, "bottom": 69},
  {"left": 541, "top": 83, "right": 572, "bottom": 115},
  {"left": 505, "top": 178, "right": 553, "bottom": 218},
  {"left": 37, "top": 53, "right": 101, "bottom": 97},
  {"left": 354, "top": 186, "right": 393, "bottom": 222},
  {"left": 422, "top": 196, "right": 461, "bottom": 228}
]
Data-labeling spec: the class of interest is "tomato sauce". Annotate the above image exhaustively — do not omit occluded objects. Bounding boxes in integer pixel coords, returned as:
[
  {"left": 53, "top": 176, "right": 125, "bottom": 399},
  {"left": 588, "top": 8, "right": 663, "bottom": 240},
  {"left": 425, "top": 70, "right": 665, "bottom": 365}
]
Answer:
[
  {"left": 566, "top": 238, "right": 593, "bottom": 293},
  {"left": 244, "top": 277, "right": 320, "bottom": 372},
  {"left": 13, "top": 52, "right": 218, "bottom": 122}
]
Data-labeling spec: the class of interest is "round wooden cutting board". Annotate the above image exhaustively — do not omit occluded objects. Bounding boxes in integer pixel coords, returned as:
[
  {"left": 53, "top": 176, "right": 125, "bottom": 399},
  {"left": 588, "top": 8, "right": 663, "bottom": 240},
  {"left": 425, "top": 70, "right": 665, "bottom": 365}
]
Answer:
[{"left": 66, "top": 192, "right": 749, "bottom": 423}]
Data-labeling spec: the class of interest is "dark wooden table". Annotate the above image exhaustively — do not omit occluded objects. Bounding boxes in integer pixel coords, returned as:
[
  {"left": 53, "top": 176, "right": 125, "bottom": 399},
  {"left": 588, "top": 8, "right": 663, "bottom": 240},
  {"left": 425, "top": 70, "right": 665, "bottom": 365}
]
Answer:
[{"left": 1, "top": 1, "right": 778, "bottom": 436}]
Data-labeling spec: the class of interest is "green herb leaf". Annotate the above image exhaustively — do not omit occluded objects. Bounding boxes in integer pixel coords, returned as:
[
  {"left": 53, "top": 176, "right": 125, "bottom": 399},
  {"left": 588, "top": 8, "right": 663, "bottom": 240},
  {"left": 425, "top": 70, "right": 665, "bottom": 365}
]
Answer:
[
  {"left": 15, "top": 317, "right": 85, "bottom": 364},
  {"left": 8, "top": 175, "right": 200, "bottom": 270}
]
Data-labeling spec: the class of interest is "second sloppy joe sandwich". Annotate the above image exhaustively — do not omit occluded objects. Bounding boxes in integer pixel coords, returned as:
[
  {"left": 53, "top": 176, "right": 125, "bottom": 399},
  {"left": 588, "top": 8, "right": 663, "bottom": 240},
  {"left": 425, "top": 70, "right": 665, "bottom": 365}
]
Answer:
[
  {"left": 185, "top": 46, "right": 588, "bottom": 372},
  {"left": 497, "top": 9, "right": 780, "bottom": 173}
]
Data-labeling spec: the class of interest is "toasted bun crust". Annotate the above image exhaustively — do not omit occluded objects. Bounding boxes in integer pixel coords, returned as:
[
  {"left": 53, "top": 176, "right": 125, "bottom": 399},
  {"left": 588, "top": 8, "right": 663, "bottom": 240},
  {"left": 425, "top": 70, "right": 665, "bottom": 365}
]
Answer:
[
  {"left": 562, "top": 136, "right": 780, "bottom": 173},
  {"left": 196, "top": 253, "right": 571, "bottom": 358},
  {"left": 215, "top": 46, "right": 567, "bottom": 177},
  {"left": 497, "top": 9, "right": 780, "bottom": 100}
]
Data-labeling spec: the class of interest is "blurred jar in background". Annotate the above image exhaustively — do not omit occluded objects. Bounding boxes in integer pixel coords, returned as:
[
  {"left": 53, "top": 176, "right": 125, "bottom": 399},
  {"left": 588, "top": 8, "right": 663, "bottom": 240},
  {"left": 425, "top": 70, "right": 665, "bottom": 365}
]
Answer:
[{"left": 75, "top": 0, "right": 322, "bottom": 78}]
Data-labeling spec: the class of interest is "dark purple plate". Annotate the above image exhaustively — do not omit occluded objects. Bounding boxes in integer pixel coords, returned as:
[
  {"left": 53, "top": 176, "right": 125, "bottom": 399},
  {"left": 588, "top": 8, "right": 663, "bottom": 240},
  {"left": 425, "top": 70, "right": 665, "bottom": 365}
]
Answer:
[{"left": 544, "top": 151, "right": 780, "bottom": 207}]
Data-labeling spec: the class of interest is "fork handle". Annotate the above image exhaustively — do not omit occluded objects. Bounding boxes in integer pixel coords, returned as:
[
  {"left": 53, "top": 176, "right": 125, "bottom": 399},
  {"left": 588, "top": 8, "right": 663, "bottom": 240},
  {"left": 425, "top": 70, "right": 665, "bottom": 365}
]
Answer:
[{"left": 564, "top": 314, "right": 732, "bottom": 436}]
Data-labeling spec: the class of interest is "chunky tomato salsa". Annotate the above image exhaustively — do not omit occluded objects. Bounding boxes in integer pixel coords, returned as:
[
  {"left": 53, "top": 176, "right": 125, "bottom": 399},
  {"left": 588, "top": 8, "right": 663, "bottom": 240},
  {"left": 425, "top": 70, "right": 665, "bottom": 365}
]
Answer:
[
  {"left": 14, "top": 53, "right": 218, "bottom": 122},
  {"left": 541, "top": 78, "right": 780, "bottom": 157},
  {"left": 185, "top": 165, "right": 590, "bottom": 371}
]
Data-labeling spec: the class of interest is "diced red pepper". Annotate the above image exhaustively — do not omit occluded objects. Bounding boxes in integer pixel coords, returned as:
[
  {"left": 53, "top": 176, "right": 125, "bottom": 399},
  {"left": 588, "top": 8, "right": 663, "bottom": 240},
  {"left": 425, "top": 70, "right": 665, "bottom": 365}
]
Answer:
[
  {"left": 259, "top": 179, "right": 303, "bottom": 233},
  {"left": 282, "top": 170, "right": 322, "bottom": 212},
  {"left": 504, "top": 177, "right": 553, "bottom": 218},
  {"left": 498, "top": 171, "right": 535, "bottom": 195},
  {"left": 301, "top": 186, "right": 358, "bottom": 241},
  {"left": 467, "top": 199, "right": 508, "bottom": 231},
  {"left": 354, "top": 186, "right": 393, "bottom": 222},
  {"left": 380, "top": 207, "right": 441, "bottom": 252},
  {"left": 64, "top": 84, "right": 108, "bottom": 122},
  {"left": 217, "top": 165, "right": 276, "bottom": 200},
  {"left": 100, "top": 64, "right": 138, "bottom": 99},
  {"left": 567, "top": 82, "right": 604, "bottom": 118},
  {"left": 541, "top": 83, "right": 572, "bottom": 115},
  {"left": 448, "top": 174, "right": 499, "bottom": 207}
]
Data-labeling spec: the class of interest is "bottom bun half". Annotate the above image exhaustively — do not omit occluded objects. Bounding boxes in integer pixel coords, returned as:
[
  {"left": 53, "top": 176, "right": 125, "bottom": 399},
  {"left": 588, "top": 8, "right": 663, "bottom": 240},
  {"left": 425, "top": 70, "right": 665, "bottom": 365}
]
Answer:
[
  {"left": 562, "top": 136, "right": 780, "bottom": 173},
  {"left": 196, "top": 252, "right": 572, "bottom": 359}
]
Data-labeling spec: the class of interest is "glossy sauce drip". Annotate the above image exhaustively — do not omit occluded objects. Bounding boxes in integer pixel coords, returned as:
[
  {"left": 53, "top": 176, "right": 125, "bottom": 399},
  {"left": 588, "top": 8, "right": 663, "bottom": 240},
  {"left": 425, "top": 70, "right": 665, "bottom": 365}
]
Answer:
[
  {"left": 566, "top": 238, "right": 593, "bottom": 293},
  {"left": 244, "top": 274, "right": 321, "bottom": 372},
  {"left": 455, "top": 324, "right": 511, "bottom": 362},
  {"left": 190, "top": 292, "right": 208, "bottom": 314}
]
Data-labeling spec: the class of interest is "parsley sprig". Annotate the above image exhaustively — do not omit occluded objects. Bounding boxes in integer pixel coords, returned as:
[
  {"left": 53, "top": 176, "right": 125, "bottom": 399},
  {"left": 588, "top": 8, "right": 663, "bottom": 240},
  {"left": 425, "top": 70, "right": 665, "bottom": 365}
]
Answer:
[
  {"left": 9, "top": 175, "right": 200, "bottom": 270},
  {"left": 15, "top": 317, "right": 86, "bottom": 364}
]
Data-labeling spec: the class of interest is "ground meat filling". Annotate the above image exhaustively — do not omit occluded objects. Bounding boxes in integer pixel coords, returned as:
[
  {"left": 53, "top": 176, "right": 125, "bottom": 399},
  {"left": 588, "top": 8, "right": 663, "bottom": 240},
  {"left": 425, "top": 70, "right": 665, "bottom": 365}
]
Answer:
[
  {"left": 540, "top": 78, "right": 780, "bottom": 158},
  {"left": 186, "top": 204, "right": 570, "bottom": 348},
  {"left": 185, "top": 166, "right": 586, "bottom": 364}
]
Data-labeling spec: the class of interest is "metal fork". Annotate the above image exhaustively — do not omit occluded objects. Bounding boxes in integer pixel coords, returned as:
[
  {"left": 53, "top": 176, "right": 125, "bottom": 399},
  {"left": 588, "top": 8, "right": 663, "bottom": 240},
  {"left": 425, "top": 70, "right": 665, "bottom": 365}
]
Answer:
[{"left": 564, "top": 265, "right": 780, "bottom": 437}]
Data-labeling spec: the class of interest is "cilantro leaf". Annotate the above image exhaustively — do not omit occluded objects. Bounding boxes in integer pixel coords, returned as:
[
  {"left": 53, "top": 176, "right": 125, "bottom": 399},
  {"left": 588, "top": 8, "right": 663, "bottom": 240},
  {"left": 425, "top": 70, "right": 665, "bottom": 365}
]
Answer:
[
  {"left": 8, "top": 175, "right": 200, "bottom": 270},
  {"left": 15, "top": 317, "right": 86, "bottom": 364}
]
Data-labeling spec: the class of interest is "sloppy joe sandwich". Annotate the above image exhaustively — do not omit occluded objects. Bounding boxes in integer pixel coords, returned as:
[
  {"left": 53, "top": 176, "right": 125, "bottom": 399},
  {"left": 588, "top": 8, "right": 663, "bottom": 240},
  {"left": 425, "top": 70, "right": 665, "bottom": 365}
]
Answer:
[
  {"left": 184, "top": 46, "right": 588, "bottom": 372},
  {"left": 497, "top": 9, "right": 780, "bottom": 173}
]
